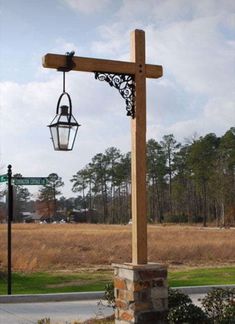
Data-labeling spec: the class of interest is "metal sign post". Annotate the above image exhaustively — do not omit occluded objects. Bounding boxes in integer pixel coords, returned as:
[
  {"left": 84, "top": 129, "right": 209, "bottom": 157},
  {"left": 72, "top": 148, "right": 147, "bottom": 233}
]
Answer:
[
  {"left": 0, "top": 167, "right": 48, "bottom": 295},
  {"left": 7, "top": 165, "right": 13, "bottom": 295}
]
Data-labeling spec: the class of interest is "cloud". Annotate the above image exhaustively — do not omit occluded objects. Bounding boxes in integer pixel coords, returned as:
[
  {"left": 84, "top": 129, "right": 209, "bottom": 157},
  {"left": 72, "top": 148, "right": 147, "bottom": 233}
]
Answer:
[
  {"left": 146, "top": 17, "right": 235, "bottom": 97},
  {"left": 54, "top": 39, "right": 79, "bottom": 54},
  {"left": 91, "top": 23, "right": 130, "bottom": 58},
  {"left": 204, "top": 97, "right": 235, "bottom": 129},
  {"left": 0, "top": 80, "right": 59, "bottom": 134},
  {"left": 147, "top": 94, "right": 235, "bottom": 143},
  {"left": 91, "top": 1, "right": 235, "bottom": 98},
  {"left": 63, "top": 0, "right": 111, "bottom": 14},
  {"left": 116, "top": 0, "right": 235, "bottom": 25},
  {"left": 88, "top": 0, "right": 235, "bottom": 140}
]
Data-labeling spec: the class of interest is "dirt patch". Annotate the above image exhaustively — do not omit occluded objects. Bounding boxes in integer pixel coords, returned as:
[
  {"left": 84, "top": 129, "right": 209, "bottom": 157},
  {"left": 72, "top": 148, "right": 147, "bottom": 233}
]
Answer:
[{"left": 46, "top": 280, "right": 92, "bottom": 288}]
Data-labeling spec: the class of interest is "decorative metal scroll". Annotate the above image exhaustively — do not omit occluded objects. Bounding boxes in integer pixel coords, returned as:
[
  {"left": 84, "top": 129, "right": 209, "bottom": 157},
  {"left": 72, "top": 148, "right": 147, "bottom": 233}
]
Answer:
[{"left": 94, "top": 72, "right": 135, "bottom": 118}]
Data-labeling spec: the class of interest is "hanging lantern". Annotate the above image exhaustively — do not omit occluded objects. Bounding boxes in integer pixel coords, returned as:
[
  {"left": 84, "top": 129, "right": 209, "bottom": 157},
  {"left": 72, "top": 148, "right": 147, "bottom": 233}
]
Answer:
[{"left": 48, "top": 69, "right": 80, "bottom": 151}]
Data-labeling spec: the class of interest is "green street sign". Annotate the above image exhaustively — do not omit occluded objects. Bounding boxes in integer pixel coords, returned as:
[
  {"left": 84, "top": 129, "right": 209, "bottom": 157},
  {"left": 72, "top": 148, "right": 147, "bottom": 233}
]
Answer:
[
  {"left": 0, "top": 174, "right": 8, "bottom": 183},
  {"left": 13, "top": 177, "right": 47, "bottom": 186}
]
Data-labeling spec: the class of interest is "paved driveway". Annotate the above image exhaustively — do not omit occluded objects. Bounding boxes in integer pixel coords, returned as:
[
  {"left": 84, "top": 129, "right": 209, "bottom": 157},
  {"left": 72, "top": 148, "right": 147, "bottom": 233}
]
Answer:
[
  {"left": 1, "top": 285, "right": 234, "bottom": 323},
  {"left": 0, "top": 299, "right": 113, "bottom": 324},
  {"left": 0, "top": 294, "right": 206, "bottom": 324}
]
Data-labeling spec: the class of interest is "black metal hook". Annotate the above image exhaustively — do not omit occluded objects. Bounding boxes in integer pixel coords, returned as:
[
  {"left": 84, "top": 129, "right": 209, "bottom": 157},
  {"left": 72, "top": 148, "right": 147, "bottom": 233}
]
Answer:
[{"left": 57, "top": 51, "right": 75, "bottom": 72}]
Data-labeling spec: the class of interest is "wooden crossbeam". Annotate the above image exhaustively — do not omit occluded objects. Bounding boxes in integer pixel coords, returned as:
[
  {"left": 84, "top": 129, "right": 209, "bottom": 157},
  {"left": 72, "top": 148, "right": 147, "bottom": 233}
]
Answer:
[{"left": 42, "top": 54, "right": 163, "bottom": 79}]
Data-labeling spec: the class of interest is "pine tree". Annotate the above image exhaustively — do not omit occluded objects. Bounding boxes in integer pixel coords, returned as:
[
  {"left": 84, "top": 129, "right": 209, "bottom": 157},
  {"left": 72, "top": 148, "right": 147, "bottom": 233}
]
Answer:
[{"left": 38, "top": 173, "right": 64, "bottom": 221}]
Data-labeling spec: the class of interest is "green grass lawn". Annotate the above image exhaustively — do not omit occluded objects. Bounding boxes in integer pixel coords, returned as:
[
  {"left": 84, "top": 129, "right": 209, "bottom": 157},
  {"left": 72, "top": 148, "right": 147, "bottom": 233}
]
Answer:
[
  {"left": 0, "top": 267, "right": 234, "bottom": 295},
  {"left": 169, "top": 266, "right": 235, "bottom": 287},
  {"left": 0, "top": 270, "right": 112, "bottom": 295}
]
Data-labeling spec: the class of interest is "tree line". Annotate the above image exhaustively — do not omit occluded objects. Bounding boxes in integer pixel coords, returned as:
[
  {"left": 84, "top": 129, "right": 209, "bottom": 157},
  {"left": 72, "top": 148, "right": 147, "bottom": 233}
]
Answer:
[
  {"left": 71, "top": 128, "right": 235, "bottom": 226},
  {"left": 0, "top": 128, "right": 234, "bottom": 226}
]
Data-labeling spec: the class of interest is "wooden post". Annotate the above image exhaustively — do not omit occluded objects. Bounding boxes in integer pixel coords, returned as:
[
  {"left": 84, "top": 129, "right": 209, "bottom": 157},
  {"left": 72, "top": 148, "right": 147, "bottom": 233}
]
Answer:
[{"left": 131, "top": 30, "right": 147, "bottom": 264}]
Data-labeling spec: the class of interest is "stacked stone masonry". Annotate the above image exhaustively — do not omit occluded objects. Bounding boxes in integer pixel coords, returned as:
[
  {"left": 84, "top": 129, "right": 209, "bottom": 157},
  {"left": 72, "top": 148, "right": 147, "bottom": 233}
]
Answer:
[{"left": 113, "top": 263, "right": 168, "bottom": 324}]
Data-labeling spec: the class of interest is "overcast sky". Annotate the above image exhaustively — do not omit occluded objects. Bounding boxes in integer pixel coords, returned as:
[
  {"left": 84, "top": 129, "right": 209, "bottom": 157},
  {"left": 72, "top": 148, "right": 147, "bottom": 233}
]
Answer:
[{"left": 0, "top": 0, "right": 234, "bottom": 198}]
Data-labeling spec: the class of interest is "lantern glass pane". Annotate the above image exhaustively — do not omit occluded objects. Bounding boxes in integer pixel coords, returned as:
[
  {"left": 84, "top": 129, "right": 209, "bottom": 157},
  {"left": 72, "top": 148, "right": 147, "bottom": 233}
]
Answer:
[
  {"left": 68, "top": 125, "right": 78, "bottom": 150},
  {"left": 58, "top": 125, "right": 70, "bottom": 150},
  {"left": 50, "top": 125, "right": 59, "bottom": 150}
]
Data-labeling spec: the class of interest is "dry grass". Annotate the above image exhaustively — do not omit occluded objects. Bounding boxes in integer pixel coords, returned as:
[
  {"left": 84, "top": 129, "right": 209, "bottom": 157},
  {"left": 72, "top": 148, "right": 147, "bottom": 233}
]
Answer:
[{"left": 0, "top": 224, "right": 234, "bottom": 271}]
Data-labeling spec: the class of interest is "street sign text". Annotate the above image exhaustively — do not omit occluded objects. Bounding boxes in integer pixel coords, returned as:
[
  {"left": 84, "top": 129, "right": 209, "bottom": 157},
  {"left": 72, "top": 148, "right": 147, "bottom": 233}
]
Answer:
[{"left": 13, "top": 177, "right": 47, "bottom": 186}]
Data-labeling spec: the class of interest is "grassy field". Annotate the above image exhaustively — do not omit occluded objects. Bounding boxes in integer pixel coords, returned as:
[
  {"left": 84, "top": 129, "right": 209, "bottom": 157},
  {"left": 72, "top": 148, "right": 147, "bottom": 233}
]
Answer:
[
  {"left": 0, "top": 223, "right": 234, "bottom": 294},
  {"left": 0, "top": 267, "right": 234, "bottom": 295},
  {"left": 0, "top": 223, "right": 234, "bottom": 271}
]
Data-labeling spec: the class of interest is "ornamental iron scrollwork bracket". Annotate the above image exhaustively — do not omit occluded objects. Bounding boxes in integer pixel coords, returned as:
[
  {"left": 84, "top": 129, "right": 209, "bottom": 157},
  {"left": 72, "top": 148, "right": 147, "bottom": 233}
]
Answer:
[{"left": 94, "top": 72, "right": 135, "bottom": 118}]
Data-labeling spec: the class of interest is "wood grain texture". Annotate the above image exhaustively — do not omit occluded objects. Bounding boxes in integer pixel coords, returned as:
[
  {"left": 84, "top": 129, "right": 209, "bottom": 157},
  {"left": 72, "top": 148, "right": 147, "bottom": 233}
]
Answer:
[
  {"left": 131, "top": 29, "right": 147, "bottom": 264},
  {"left": 42, "top": 54, "right": 162, "bottom": 78}
]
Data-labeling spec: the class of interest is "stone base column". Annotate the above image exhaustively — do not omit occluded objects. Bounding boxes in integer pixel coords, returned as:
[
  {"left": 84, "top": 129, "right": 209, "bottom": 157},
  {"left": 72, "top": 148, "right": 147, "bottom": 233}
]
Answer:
[{"left": 113, "top": 263, "right": 168, "bottom": 324}]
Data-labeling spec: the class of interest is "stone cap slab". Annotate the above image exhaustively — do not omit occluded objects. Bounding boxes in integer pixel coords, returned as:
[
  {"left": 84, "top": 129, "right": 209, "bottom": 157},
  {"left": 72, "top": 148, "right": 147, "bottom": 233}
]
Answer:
[
  {"left": 112, "top": 263, "right": 168, "bottom": 270},
  {"left": 113, "top": 263, "right": 168, "bottom": 281}
]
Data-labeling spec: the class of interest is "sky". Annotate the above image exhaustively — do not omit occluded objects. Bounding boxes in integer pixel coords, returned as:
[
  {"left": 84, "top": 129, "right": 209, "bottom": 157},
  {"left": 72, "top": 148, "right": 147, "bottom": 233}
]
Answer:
[{"left": 0, "top": 0, "right": 234, "bottom": 199}]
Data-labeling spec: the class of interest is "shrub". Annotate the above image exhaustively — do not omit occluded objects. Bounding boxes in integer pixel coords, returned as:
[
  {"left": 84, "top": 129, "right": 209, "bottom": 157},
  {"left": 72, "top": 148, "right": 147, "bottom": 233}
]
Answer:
[
  {"left": 168, "top": 288, "right": 209, "bottom": 323},
  {"left": 168, "top": 288, "right": 192, "bottom": 308},
  {"left": 37, "top": 319, "right": 50, "bottom": 324},
  {"left": 103, "top": 282, "right": 115, "bottom": 309},
  {"left": 168, "top": 303, "right": 210, "bottom": 324},
  {"left": 201, "top": 288, "right": 235, "bottom": 323}
]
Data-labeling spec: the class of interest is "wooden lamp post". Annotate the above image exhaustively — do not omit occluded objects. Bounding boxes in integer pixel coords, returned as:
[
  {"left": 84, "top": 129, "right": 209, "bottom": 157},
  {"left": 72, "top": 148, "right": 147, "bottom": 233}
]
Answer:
[
  {"left": 43, "top": 30, "right": 168, "bottom": 323},
  {"left": 43, "top": 29, "right": 162, "bottom": 264}
]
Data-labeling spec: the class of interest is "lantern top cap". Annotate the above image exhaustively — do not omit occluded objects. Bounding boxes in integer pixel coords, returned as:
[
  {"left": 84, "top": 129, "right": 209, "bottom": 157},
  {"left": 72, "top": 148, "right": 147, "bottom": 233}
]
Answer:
[{"left": 60, "top": 105, "right": 69, "bottom": 115}]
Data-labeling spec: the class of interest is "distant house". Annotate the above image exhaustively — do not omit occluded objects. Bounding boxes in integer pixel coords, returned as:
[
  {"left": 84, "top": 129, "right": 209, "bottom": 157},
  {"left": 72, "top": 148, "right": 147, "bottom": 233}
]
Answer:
[
  {"left": 70, "top": 209, "right": 98, "bottom": 223},
  {"left": 22, "top": 212, "right": 42, "bottom": 223},
  {"left": 21, "top": 212, "right": 32, "bottom": 219}
]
